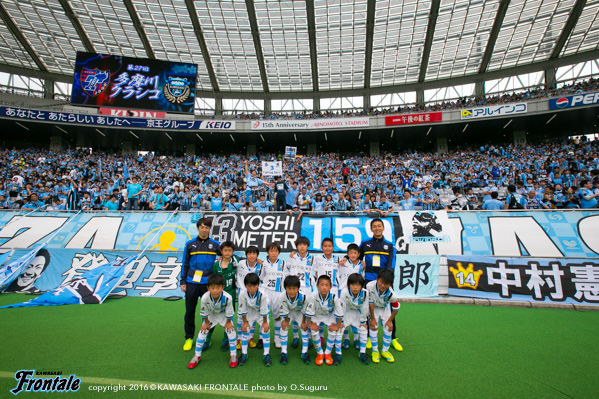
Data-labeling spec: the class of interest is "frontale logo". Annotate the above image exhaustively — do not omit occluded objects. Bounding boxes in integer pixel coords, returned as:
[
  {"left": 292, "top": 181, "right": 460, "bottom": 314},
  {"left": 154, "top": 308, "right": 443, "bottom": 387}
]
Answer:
[
  {"left": 163, "top": 76, "right": 191, "bottom": 104},
  {"left": 10, "top": 370, "right": 81, "bottom": 395}
]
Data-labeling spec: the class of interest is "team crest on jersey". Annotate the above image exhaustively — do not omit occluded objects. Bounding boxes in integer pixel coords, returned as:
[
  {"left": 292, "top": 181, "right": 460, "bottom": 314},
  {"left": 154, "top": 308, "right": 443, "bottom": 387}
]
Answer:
[
  {"left": 384, "top": 245, "right": 388, "bottom": 250},
  {"left": 208, "top": 244, "right": 213, "bottom": 249},
  {"left": 80, "top": 67, "right": 109, "bottom": 97},
  {"left": 164, "top": 76, "right": 191, "bottom": 104}
]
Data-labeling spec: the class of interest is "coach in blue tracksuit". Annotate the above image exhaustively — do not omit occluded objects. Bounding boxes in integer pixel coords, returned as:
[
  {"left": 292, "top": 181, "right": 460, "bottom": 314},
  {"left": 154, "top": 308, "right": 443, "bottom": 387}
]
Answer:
[
  {"left": 345, "top": 218, "right": 402, "bottom": 351},
  {"left": 181, "top": 217, "right": 221, "bottom": 351}
]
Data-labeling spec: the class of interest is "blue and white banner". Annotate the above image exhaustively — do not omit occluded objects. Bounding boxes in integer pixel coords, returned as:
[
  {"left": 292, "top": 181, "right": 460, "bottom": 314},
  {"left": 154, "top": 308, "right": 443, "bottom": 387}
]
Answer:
[
  {"left": 548, "top": 92, "right": 599, "bottom": 110},
  {"left": 0, "top": 106, "right": 207, "bottom": 131},
  {"left": 447, "top": 255, "right": 599, "bottom": 305},
  {"left": 0, "top": 256, "right": 135, "bottom": 308},
  {"left": 461, "top": 103, "right": 527, "bottom": 119},
  {"left": 394, "top": 255, "right": 439, "bottom": 298},
  {"left": 261, "top": 161, "right": 283, "bottom": 177},
  {"left": 0, "top": 246, "right": 42, "bottom": 291}
]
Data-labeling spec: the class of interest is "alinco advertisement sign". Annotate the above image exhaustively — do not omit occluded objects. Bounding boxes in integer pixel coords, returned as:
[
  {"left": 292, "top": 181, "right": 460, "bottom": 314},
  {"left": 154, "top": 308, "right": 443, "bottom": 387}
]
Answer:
[
  {"left": 461, "top": 103, "right": 527, "bottom": 119},
  {"left": 548, "top": 92, "right": 599, "bottom": 110}
]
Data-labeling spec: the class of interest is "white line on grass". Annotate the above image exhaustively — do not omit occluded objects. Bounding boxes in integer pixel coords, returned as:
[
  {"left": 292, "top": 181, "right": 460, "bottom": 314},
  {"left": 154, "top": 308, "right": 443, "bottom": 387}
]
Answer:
[{"left": 0, "top": 371, "right": 333, "bottom": 399}]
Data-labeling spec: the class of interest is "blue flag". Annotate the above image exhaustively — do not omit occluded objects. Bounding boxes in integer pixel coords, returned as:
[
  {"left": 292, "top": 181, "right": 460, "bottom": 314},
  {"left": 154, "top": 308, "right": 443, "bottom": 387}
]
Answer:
[
  {"left": 0, "top": 256, "right": 135, "bottom": 309},
  {"left": 0, "top": 247, "right": 41, "bottom": 292}
]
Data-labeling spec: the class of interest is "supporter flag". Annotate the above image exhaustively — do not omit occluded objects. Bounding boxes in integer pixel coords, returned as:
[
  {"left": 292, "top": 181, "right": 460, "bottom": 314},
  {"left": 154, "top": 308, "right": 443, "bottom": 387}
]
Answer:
[
  {"left": 0, "top": 256, "right": 136, "bottom": 309},
  {"left": 123, "top": 161, "right": 129, "bottom": 180},
  {"left": 0, "top": 247, "right": 39, "bottom": 291}
]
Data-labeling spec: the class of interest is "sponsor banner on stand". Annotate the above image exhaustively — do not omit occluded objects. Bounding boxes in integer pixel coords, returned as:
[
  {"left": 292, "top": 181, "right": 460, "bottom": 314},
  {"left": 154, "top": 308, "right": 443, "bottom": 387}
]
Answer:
[
  {"left": 461, "top": 103, "right": 527, "bottom": 119},
  {"left": 250, "top": 117, "right": 369, "bottom": 130},
  {"left": 99, "top": 107, "right": 166, "bottom": 118},
  {"left": 385, "top": 112, "right": 442, "bottom": 125},
  {"left": 548, "top": 92, "right": 599, "bottom": 110},
  {"left": 447, "top": 255, "right": 599, "bottom": 305}
]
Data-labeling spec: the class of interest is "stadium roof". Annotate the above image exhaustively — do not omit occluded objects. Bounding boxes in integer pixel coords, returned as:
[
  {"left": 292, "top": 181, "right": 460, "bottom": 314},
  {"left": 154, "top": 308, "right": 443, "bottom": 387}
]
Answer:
[{"left": 0, "top": 0, "right": 598, "bottom": 97}]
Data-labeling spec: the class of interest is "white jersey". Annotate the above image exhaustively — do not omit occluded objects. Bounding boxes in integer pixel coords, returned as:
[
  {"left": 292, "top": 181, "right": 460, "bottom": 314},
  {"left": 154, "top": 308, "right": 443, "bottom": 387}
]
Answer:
[
  {"left": 312, "top": 254, "right": 340, "bottom": 292},
  {"left": 337, "top": 258, "right": 364, "bottom": 295},
  {"left": 285, "top": 253, "right": 314, "bottom": 293},
  {"left": 236, "top": 259, "right": 262, "bottom": 292},
  {"left": 260, "top": 258, "right": 286, "bottom": 293},
  {"left": 366, "top": 280, "right": 399, "bottom": 310},
  {"left": 340, "top": 288, "right": 369, "bottom": 324},
  {"left": 304, "top": 291, "right": 343, "bottom": 319},
  {"left": 279, "top": 291, "right": 308, "bottom": 319},
  {"left": 237, "top": 288, "right": 270, "bottom": 320},
  {"left": 199, "top": 291, "right": 235, "bottom": 319}
]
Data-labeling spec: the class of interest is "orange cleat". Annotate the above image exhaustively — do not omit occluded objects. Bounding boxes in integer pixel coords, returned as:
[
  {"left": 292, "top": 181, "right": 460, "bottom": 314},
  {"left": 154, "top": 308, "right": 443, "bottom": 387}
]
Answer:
[
  {"left": 315, "top": 354, "right": 325, "bottom": 366},
  {"left": 324, "top": 354, "right": 333, "bottom": 365}
]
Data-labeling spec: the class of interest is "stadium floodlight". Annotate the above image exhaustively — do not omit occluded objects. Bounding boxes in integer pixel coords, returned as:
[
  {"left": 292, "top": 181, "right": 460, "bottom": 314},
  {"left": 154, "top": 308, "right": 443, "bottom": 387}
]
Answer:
[
  {"left": 503, "top": 119, "right": 512, "bottom": 129},
  {"left": 95, "top": 129, "right": 105, "bottom": 136},
  {"left": 426, "top": 127, "right": 432, "bottom": 136},
  {"left": 391, "top": 129, "right": 394, "bottom": 138},
  {"left": 325, "top": 133, "right": 328, "bottom": 141},
  {"left": 463, "top": 124, "right": 469, "bottom": 132},
  {"left": 229, "top": 134, "right": 235, "bottom": 142},
  {"left": 129, "top": 131, "right": 139, "bottom": 139},
  {"left": 260, "top": 134, "right": 265, "bottom": 142},
  {"left": 165, "top": 133, "right": 172, "bottom": 140},
  {"left": 546, "top": 114, "right": 557, "bottom": 125},
  {"left": 56, "top": 126, "right": 68, "bottom": 134},
  {"left": 196, "top": 134, "right": 204, "bottom": 141},
  {"left": 15, "top": 122, "right": 29, "bottom": 131},
  {"left": 359, "top": 131, "right": 361, "bottom": 139}
]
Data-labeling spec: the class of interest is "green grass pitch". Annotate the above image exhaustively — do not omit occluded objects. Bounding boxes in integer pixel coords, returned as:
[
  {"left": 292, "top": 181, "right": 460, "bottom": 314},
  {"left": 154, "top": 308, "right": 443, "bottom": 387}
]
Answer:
[{"left": 1, "top": 294, "right": 598, "bottom": 399}]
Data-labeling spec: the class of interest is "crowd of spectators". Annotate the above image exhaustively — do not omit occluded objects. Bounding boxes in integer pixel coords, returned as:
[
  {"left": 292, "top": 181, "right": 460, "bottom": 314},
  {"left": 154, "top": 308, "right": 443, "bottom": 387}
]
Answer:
[
  {"left": 1, "top": 137, "right": 597, "bottom": 214},
  {"left": 225, "top": 78, "right": 599, "bottom": 120}
]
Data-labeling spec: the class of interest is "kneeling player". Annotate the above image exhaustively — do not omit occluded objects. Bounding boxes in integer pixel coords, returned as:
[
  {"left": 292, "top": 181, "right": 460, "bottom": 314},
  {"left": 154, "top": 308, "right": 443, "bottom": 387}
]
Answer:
[
  {"left": 188, "top": 274, "right": 237, "bottom": 369},
  {"left": 237, "top": 273, "right": 272, "bottom": 367},
  {"left": 340, "top": 273, "right": 370, "bottom": 365},
  {"left": 304, "top": 275, "right": 344, "bottom": 366},
  {"left": 279, "top": 275, "right": 310, "bottom": 365},
  {"left": 367, "top": 270, "right": 400, "bottom": 364}
]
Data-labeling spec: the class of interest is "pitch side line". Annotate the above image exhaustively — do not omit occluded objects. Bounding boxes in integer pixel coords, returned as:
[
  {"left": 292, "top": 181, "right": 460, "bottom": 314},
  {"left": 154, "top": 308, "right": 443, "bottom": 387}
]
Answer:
[{"left": 0, "top": 372, "right": 333, "bottom": 399}]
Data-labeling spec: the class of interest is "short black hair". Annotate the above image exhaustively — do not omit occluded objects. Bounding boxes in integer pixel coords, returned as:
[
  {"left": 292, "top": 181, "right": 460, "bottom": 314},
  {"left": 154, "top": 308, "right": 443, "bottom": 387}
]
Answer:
[
  {"left": 245, "top": 245, "right": 259, "bottom": 255},
  {"left": 295, "top": 236, "right": 310, "bottom": 247},
  {"left": 196, "top": 217, "right": 212, "bottom": 228},
  {"left": 346, "top": 243, "right": 359, "bottom": 253},
  {"left": 265, "top": 242, "right": 281, "bottom": 252},
  {"left": 317, "top": 274, "right": 332, "bottom": 285},
  {"left": 491, "top": 191, "right": 499, "bottom": 199},
  {"left": 347, "top": 273, "right": 365, "bottom": 288},
  {"left": 283, "top": 275, "right": 301, "bottom": 289},
  {"left": 220, "top": 241, "right": 235, "bottom": 251},
  {"left": 370, "top": 218, "right": 384, "bottom": 228},
  {"left": 207, "top": 274, "right": 225, "bottom": 287},
  {"left": 243, "top": 272, "right": 260, "bottom": 286},
  {"left": 321, "top": 238, "right": 333, "bottom": 247},
  {"left": 377, "top": 269, "right": 394, "bottom": 285}
]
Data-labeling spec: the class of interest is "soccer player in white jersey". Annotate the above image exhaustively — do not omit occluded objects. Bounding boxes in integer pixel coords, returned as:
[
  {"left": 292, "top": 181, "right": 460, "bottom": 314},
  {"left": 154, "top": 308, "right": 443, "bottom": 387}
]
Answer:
[
  {"left": 278, "top": 275, "right": 311, "bottom": 365},
  {"left": 304, "top": 275, "right": 344, "bottom": 366},
  {"left": 367, "top": 269, "right": 400, "bottom": 364},
  {"left": 237, "top": 273, "right": 272, "bottom": 367},
  {"left": 235, "top": 246, "right": 262, "bottom": 349},
  {"left": 337, "top": 243, "right": 365, "bottom": 350},
  {"left": 340, "top": 273, "right": 370, "bottom": 365},
  {"left": 313, "top": 238, "right": 340, "bottom": 296},
  {"left": 259, "top": 242, "right": 286, "bottom": 349},
  {"left": 188, "top": 274, "right": 238, "bottom": 369},
  {"left": 285, "top": 236, "right": 314, "bottom": 349}
]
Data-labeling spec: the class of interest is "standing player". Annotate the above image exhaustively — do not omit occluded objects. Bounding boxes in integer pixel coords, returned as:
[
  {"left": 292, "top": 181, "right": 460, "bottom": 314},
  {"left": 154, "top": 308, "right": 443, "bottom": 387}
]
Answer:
[
  {"left": 285, "top": 237, "right": 314, "bottom": 349},
  {"left": 337, "top": 243, "right": 365, "bottom": 350},
  {"left": 313, "top": 238, "right": 340, "bottom": 296},
  {"left": 304, "top": 275, "right": 344, "bottom": 366},
  {"left": 181, "top": 218, "right": 221, "bottom": 352},
  {"left": 279, "top": 275, "right": 311, "bottom": 365},
  {"left": 340, "top": 273, "right": 370, "bottom": 365},
  {"left": 235, "top": 245, "right": 262, "bottom": 349},
  {"left": 260, "top": 242, "right": 287, "bottom": 349},
  {"left": 187, "top": 274, "right": 237, "bottom": 369},
  {"left": 212, "top": 241, "right": 238, "bottom": 351},
  {"left": 237, "top": 273, "right": 271, "bottom": 367},
  {"left": 368, "top": 270, "right": 400, "bottom": 364}
]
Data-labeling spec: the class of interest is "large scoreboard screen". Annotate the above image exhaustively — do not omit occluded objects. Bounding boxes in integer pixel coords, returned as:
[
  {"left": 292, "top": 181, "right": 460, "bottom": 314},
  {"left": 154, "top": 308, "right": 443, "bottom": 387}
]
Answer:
[{"left": 71, "top": 52, "right": 197, "bottom": 114}]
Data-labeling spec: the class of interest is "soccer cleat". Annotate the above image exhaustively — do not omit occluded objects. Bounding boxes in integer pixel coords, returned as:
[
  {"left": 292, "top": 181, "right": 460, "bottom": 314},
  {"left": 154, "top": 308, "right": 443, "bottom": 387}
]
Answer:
[
  {"left": 238, "top": 354, "right": 248, "bottom": 366},
  {"left": 342, "top": 339, "right": 350, "bottom": 350},
  {"left": 332, "top": 355, "right": 342, "bottom": 366},
  {"left": 183, "top": 338, "right": 193, "bottom": 351},
  {"left": 391, "top": 338, "right": 404, "bottom": 352},
  {"left": 236, "top": 339, "right": 241, "bottom": 350},
  {"left": 308, "top": 340, "right": 314, "bottom": 349},
  {"left": 359, "top": 353, "right": 370, "bottom": 365},
  {"left": 324, "top": 354, "right": 333, "bottom": 365},
  {"left": 366, "top": 337, "right": 372, "bottom": 349},
  {"left": 202, "top": 339, "right": 212, "bottom": 351},
  {"left": 274, "top": 338, "right": 281, "bottom": 349},
  {"left": 301, "top": 353, "right": 311, "bottom": 365},
  {"left": 229, "top": 355, "right": 238, "bottom": 368},
  {"left": 221, "top": 338, "right": 229, "bottom": 352},
  {"left": 263, "top": 354, "right": 273, "bottom": 367},
  {"left": 354, "top": 340, "right": 360, "bottom": 351},
  {"left": 291, "top": 338, "right": 299, "bottom": 349},
  {"left": 248, "top": 338, "right": 257, "bottom": 348},
  {"left": 280, "top": 353, "right": 288, "bottom": 365},
  {"left": 188, "top": 355, "right": 200, "bottom": 369},
  {"left": 256, "top": 339, "right": 264, "bottom": 349},
  {"left": 371, "top": 351, "right": 380, "bottom": 364},
  {"left": 315, "top": 354, "right": 325, "bottom": 366},
  {"left": 381, "top": 351, "right": 395, "bottom": 363}
]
